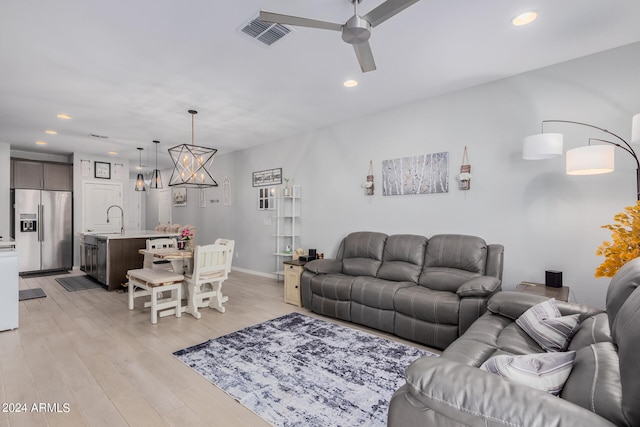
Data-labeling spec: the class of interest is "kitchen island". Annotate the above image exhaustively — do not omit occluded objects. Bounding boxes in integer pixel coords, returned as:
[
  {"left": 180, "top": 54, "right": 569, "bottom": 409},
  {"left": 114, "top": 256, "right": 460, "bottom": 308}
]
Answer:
[{"left": 80, "top": 230, "right": 180, "bottom": 291}]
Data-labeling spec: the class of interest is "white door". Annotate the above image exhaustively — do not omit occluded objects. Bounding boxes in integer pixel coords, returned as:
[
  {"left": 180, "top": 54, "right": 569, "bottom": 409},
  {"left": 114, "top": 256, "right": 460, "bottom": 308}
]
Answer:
[
  {"left": 83, "top": 181, "right": 123, "bottom": 233},
  {"left": 126, "top": 179, "right": 143, "bottom": 230},
  {"left": 158, "top": 188, "right": 172, "bottom": 226}
]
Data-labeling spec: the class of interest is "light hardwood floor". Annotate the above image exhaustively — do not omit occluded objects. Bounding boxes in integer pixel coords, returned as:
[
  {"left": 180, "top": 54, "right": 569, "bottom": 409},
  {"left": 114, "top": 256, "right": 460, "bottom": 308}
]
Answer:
[{"left": 1, "top": 270, "right": 438, "bottom": 427}]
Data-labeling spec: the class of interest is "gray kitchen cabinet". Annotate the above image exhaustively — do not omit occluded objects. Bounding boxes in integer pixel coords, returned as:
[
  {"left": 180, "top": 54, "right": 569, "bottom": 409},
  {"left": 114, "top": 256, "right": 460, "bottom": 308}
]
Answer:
[
  {"left": 43, "top": 162, "right": 72, "bottom": 191},
  {"left": 84, "top": 235, "right": 98, "bottom": 280},
  {"left": 12, "top": 159, "right": 44, "bottom": 189},
  {"left": 97, "top": 238, "right": 107, "bottom": 284},
  {"left": 12, "top": 159, "right": 72, "bottom": 191}
]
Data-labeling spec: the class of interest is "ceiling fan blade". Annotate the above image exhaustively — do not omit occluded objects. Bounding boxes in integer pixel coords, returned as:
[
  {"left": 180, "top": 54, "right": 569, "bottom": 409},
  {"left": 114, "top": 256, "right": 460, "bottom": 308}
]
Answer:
[
  {"left": 352, "top": 41, "right": 376, "bottom": 73},
  {"left": 259, "top": 11, "right": 343, "bottom": 32},
  {"left": 362, "top": 0, "right": 420, "bottom": 27}
]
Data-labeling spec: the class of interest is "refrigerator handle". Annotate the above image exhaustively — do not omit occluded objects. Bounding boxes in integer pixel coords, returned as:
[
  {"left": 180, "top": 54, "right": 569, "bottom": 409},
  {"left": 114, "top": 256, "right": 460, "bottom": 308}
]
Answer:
[{"left": 38, "top": 204, "right": 44, "bottom": 242}]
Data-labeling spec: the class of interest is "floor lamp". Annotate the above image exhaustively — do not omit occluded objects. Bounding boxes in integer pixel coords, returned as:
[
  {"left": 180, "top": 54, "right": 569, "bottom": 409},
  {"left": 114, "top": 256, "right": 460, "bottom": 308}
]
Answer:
[{"left": 523, "top": 115, "right": 640, "bottom": 200}]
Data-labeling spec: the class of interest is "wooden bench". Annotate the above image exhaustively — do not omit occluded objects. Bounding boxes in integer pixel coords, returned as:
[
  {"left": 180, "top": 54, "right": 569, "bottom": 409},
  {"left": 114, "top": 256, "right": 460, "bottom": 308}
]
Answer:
[{"left": 127, "top": 268, "right": 184, "bottom": 324}]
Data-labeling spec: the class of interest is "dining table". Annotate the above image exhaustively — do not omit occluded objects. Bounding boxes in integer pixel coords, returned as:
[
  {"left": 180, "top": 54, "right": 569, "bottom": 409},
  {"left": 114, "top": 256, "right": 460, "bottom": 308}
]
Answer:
[{"left": 139, "top": 248, "right": 193, "bottom": 275}]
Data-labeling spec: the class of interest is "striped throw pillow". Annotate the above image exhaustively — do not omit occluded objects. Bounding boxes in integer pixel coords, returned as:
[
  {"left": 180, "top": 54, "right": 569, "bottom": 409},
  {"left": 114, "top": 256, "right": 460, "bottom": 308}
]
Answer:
[
  {"left": 480, "top": 351, "right": 576, "bottom": 395},
  {"left": 516, "top": 298, "right": 580, "bottom": 352}
]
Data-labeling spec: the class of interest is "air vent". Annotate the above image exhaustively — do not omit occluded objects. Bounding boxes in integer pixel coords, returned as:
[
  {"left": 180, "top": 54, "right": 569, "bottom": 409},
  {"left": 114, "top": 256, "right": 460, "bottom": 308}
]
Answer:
[{"left": 241, "top": 16, "right": 291, "bottom": 46}]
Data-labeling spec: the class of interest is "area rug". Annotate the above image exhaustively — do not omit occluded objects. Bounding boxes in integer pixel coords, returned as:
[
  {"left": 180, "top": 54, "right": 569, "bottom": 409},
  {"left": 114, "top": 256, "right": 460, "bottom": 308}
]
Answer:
[
  {"left": 173, "top": 312, "right": 436, "bottom": 427},
  {"left": 19, "top": 269, "right": 69, "bottom": 278},
  {"left": 55, "top": 275, "right": 103, "bottom": 292},
  {"left": 19, "top": 288, "right": 46, "bottom": 301}
]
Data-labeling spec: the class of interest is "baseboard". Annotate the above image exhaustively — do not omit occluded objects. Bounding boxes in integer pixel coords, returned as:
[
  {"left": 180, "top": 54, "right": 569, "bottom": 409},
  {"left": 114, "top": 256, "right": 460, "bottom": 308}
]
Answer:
[{"left": 231, "top": 267, "right": 279, "bottom": 280}]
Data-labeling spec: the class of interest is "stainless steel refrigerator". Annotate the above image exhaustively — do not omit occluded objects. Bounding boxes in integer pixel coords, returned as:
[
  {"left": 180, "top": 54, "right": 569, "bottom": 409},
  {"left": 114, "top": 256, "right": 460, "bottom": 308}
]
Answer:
[{"left": 11, "top": 189, "right": 72, "bottom": 274}]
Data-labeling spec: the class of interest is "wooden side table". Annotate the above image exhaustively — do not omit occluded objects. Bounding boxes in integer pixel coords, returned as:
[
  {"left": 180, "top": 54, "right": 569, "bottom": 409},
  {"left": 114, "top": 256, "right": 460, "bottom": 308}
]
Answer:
[
  {"left": 515, "top": 281, "right": 570, "bottom": 302},
  {"left": 284, "top": 260, "right": 306, "bottom": 306}
]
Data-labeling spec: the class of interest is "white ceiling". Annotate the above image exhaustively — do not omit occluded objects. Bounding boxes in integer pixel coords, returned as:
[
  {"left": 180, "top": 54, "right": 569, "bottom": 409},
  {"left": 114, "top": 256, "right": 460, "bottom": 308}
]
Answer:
[{"left": 2, "top": 0, "right": 640, "bottom": 172}]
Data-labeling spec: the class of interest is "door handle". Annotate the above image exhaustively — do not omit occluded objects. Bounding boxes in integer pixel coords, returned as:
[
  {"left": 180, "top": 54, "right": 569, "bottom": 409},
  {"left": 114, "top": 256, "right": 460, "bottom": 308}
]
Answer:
[{"left": 38, "top": 204, "right": 43, "bottom": 242}]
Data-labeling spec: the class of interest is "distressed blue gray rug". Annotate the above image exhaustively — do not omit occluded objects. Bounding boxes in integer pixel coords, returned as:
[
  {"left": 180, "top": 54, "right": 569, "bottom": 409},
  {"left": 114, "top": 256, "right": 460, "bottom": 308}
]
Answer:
[{"left": 173, "top": 312, "right": 436, "bottom": 426}]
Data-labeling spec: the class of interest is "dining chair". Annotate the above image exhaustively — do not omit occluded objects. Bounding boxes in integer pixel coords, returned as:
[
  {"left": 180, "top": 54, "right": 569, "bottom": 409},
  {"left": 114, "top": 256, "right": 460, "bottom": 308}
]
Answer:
[
  {"left": 184, "top": 243, "right": 230, "bottom": 319},
  {"left": 214, "top": 238, "right": 235, "bottom": 273},
  {"left": 143, "top": 237, "right": 178, "bottom": 271}
]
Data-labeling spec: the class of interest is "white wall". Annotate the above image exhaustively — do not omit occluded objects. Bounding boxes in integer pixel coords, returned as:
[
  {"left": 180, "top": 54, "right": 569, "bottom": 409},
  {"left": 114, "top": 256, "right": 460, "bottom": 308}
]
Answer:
[
  {"left": 167, "top": 42, "right": 640, "bottom": 308},
  {"left": 72, "top": 153, "right": 130, "bottom": 267},
  {"left": 0, "top": 143, "right": 10, "bottom": 239}
]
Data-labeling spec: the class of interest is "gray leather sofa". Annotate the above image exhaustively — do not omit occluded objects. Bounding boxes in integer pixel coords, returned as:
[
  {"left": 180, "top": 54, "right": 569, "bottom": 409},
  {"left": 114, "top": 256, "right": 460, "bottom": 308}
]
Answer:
[
  {"left": 300, "top": 231, "right": 504, "bottom": 349},
  {"left": 388, "top": 256, "right": 640, "bottom": 427}
]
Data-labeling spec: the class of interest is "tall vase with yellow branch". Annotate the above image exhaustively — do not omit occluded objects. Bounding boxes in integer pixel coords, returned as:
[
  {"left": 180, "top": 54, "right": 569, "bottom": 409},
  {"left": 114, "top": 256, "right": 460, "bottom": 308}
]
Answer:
[{"left": 595, "top": 201, "right": 640, "bottom": 277}]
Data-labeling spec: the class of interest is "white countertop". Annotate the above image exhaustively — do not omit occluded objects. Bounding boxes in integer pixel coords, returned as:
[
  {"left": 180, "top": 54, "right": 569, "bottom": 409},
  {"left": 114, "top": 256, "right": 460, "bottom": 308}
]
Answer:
[
  {"left": 0, "top": 238, "right": 16, "bottom": 250},
  {"left": 83, "top": 230, "right": 180, "bottom": 240}
]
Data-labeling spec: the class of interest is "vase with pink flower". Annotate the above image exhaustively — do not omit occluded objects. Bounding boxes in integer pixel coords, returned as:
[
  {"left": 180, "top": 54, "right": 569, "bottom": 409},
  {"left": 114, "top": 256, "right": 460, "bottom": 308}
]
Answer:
[{"left": 179, "top": 228, "right": 194, "bottom": 250}]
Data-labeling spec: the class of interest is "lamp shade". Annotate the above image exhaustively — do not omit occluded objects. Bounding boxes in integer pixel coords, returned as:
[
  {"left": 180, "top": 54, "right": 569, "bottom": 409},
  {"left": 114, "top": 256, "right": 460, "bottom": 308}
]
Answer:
[
  {"left": 523, "top": 133, "right": 563, "bottom": 159},
  {"left": 632, "top": 113, "right": 640, "bottom": 145},
  {"left": 135, "top": 173, "right": 146, "bottom": 191},
  {"left": 566, "top": 145, "right": 614, "bottom": 175},
  {"left": 149, "top": 169, "right": 163, "bottom": 189}
]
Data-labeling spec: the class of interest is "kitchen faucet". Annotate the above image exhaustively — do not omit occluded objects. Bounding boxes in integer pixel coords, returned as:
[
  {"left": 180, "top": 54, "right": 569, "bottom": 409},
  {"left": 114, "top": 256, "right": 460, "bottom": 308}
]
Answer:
[{"left": 106, "top": 205, "right": 125, "bottom": 235}]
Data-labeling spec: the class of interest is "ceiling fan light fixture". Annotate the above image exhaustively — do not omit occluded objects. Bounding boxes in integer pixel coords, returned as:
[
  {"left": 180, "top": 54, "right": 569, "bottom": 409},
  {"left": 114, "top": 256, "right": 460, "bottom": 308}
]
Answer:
[
  {"left": 511, "top": 11, "right": 538, "bottom": 26},
  {"left": 260, "top": 0, "right": 420, "bottom": 73}
]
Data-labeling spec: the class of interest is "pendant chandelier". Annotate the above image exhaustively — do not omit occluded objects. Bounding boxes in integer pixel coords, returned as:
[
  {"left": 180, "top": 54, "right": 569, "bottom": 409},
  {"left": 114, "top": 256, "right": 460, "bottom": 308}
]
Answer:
[
  {"left": 168, "top": 110, "right": 218, "bottom": 187},
  {"left": 149, "top": 140, "right": 163, "bottom": 189},
  {"left": 134, "top": 147, "right": 146, "bottom": 192}
]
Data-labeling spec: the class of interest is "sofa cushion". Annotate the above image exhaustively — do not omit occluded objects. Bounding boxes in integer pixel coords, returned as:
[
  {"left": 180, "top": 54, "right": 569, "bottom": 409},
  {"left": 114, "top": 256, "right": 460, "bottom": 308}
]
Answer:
[
  {"left": 443, "top": 314, "right": 546, "bottom": 366},
  {"left": 341, "top": 232, "right": 387, "bottom": 277},
  {"left": 377, "top": 234, "right": 427, "bottom": 283},
  {"left": 516, "top": 299, "right": 581, "bottom": 352},
  {"left": 561, "top": 342, "right": 626, "bottom": 426},
  {"left": 308, "top": 273, "right": 355, "bottom": 301},
  {"left": 351, "top": 277, "right": 414, "bottom": 310},
  {"left": 419, "top": 234, "right": 487, "bottom": 292},
  {"left": 568, "top": 313, "right": 612, "bottom": 350},
  {"left": 304, "top": 258, "right": 343, "bottom": 274},
  {"left": 394, "top": 286, "right": 459, "bottom": 325},
  {"left": 480, "top": 351, "right": 576, "bottom": 395}
]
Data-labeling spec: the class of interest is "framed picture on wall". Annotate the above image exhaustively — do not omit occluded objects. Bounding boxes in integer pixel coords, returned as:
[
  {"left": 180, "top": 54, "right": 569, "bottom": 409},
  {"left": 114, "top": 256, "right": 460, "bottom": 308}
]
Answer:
[
  {"left": 252, "top": 168, "right": 282, "bottom": 187},
  {"left": 94, "top": 161, "right": 111, "bottom": 179},
  {"left": 173, "top": 187, "right": 187, "bottom": 206}
]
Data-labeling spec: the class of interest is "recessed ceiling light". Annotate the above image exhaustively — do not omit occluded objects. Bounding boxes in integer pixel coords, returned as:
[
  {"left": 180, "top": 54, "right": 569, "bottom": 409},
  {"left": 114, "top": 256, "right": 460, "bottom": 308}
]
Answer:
[
  {"left": 511, "top": 11, "right": 538, "bottom": 26},
  {"left": 57, "top": 114, "right": 72, "bottom": 120},
  {"left": 36, "top": 141, "right": 47, "bottom": 145},
  {"left": 343, "top": 79, "right": 358, "bottom": 88},
  {"left": 44, "top": 130, "right": 58, "bottom": 135},
  {"left": 108, "top": 151, "right": 118, "bottom": 155}
]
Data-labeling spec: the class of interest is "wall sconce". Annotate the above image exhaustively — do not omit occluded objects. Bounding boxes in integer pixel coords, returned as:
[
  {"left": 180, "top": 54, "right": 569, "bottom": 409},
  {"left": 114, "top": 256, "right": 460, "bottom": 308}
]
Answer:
[
  {"left": 457, "top": 146, "right": 472, "bottom": 190},
  {"left": 362, "top": 160, "right": 374, "bottom": 195},
  {"left": 523, "top": 115, "right": 640, "bottom": 200}
]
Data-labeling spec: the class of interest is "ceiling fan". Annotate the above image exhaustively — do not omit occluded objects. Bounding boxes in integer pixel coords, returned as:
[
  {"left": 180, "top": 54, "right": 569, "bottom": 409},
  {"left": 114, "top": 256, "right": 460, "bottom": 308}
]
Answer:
[{"left": 260, "top": 0, "right": 420, "bottom": 73}]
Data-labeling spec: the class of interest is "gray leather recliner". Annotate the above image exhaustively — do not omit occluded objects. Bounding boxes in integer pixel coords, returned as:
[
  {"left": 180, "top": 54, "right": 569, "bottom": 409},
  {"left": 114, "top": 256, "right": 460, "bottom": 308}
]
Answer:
[
  {"left": 388, "top": 256, "right": 640, "bottom": 427},
  {"left": 300, "top": 231, "right": 504, "bottom": 349}
]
